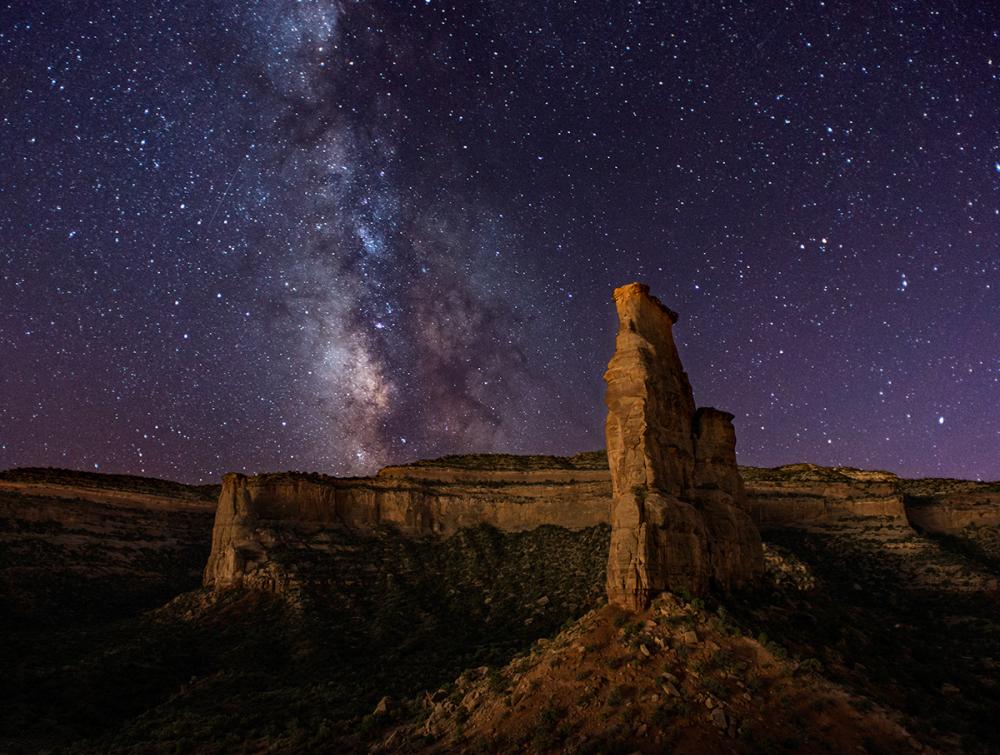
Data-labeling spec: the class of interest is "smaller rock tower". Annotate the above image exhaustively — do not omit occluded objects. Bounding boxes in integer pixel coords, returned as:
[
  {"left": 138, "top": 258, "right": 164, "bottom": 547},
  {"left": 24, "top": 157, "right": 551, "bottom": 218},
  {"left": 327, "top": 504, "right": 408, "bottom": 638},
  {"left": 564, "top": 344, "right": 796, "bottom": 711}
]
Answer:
[{"left": 604, "top": 283, "right": 763, "bottom": 610}]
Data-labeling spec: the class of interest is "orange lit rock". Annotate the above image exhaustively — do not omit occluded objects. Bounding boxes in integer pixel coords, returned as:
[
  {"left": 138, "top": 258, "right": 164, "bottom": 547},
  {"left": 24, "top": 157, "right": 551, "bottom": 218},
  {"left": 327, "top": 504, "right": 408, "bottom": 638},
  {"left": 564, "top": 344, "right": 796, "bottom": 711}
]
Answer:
[{"left": 603, "top": 283, "right": 763, "bottom": 609}]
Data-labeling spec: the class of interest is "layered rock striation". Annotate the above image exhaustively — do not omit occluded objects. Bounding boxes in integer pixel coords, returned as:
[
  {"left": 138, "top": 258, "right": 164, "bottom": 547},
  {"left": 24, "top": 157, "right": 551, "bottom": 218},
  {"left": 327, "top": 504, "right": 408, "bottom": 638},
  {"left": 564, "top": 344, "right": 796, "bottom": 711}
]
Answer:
[
  {"left": 203, "top": 461, "right": 611, "bottom": 589},
  {"left": 742, "top": 464, "right": 907, "bottom": 529},
  {"left": 0, "top": 468, "right": 216, "bottom": 626},
  {"left": 901, "top": 477, "right": 1000, "bottom": 533},
  {"left": 603, "top": 283, "right": 763, "bottom": 609},
  {"left": 199, "top": 454, "right": 1000, "bottom": 594}
]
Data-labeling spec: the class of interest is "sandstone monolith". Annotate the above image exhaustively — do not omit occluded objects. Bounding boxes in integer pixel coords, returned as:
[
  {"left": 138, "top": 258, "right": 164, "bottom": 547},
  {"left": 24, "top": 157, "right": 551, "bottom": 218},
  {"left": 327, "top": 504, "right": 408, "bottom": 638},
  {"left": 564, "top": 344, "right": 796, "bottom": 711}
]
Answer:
[{"left": 604, "top": 283, "right": 763, "bottom": 610}]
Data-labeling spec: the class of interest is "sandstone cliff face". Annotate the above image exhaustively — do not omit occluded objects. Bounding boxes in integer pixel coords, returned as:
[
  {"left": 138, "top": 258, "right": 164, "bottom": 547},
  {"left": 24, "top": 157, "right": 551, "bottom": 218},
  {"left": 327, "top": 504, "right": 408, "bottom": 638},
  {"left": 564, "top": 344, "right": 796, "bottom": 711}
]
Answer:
[
  {"left": 203, "top": 464, "right": 611, "bottom": 589},
  {"left": 742, "top": 464, "right": 907, "bottom": 529},
  {"left": 901, "top": 478, "right": 1000, "bottom": 533},
  {"left": 201, "top": 452, "right": 1000, "bottom": 594},
  {"left": 603, "top": 283, "right": 763, "bottom": 609},
  {"left": 0, "top": 468, "right": 216, "bottom": 626}
]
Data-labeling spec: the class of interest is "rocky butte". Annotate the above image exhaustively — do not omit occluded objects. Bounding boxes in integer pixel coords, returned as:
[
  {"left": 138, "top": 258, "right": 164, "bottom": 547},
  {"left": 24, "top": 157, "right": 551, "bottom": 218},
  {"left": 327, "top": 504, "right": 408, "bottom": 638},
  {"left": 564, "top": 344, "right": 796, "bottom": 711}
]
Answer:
[
  {"left": 604, "top": 282, "right": 763, "bottom": 610},
  {"left": 202, "top": 457, "right": 611, "bottom": 590}
]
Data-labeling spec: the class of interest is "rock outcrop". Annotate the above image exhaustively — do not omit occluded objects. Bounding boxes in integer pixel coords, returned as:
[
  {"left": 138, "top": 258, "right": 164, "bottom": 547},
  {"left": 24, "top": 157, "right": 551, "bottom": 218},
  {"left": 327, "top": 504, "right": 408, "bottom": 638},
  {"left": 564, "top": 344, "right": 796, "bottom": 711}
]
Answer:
[
  {"left": 742, "top": 464, "right": 907, "bottom": 529},
  {"left": 200, "top": 449, "right": 1000, "bottom": 595},
  {"left": 901, "top": 478, "right": 1000, "bottom": 533},
  {"left": 0, "top": 468, "right": 216, "bottom": 626},
  {"left": 603, "top": 283, "right": 763, "bottom": 609},
  {"left": 203, "top": 460, "right": 611, "bottom": 589},
  {"left": 403, "top": 595, "right": 925, "bottom": 755}
]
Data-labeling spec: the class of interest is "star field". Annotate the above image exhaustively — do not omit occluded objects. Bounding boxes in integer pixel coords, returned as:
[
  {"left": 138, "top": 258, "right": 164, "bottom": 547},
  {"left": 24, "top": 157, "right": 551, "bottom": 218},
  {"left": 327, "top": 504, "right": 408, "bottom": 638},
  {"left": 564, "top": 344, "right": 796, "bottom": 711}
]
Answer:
[{"left": 2, "top": 1, "right": 1000, "bottom": 482}]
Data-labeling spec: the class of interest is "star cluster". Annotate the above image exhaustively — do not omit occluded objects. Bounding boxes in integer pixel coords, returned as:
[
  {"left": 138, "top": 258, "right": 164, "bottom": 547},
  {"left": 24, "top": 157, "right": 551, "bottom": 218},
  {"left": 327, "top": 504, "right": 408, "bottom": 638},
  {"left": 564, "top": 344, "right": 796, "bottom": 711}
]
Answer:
[{"left": 2, "top": 1, "right": 999, "bottom": 481}]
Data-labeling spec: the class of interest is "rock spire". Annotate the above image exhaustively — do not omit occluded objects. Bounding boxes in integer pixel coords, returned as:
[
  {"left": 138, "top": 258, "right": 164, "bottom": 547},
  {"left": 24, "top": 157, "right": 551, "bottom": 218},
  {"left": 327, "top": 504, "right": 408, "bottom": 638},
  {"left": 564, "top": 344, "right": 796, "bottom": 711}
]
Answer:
[{"left": 604, "top": 283, "right": 763, "bottom": 610}]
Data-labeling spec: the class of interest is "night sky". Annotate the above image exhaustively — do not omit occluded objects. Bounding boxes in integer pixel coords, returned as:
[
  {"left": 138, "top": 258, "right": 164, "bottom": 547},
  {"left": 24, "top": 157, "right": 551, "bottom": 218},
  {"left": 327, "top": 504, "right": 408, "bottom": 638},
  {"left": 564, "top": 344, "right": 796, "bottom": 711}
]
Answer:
[{"left": 3, "top": 1, "right": 1000, "bottom": 482}]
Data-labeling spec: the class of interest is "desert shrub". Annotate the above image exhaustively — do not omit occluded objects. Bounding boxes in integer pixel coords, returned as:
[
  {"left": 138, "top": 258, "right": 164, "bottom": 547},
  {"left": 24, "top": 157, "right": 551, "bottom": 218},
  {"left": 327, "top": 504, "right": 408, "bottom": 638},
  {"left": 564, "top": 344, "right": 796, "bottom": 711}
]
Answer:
[
  {"left": 606, "top": 685, "right": 625, "bottom": 707},
  {"left": 530, "top": 704, "right": 568, "bottom": 749},
  {"left": 620, "top": 621, "right": 642, "bottom": 640},
  {"left": 651, "top": 701, "right": 676, "bottom": 729},
  {"left": 487, "top": 667, "right": 506, "bottom": 693},
  {"left": 798, "top": 657, "right": 823, "bottom": 674},
  {"left": 850, "top": 697, "right": 875, "bottom": 713},
  {"left": 702, "top": 677, "right": 730, "bottom": 699}
]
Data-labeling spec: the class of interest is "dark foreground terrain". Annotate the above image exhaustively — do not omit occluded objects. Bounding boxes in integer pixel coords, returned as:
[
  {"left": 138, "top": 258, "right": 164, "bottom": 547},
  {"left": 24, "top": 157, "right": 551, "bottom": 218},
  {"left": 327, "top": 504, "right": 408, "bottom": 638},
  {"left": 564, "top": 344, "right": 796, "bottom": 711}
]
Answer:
[{"left": 1, "top": 461, "right": 998, "bottom": 753}]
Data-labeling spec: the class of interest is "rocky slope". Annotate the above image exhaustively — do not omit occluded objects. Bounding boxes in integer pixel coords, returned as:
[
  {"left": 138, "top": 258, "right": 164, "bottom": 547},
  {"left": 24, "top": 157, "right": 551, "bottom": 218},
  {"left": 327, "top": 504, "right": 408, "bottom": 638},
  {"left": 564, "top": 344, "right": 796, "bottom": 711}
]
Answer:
[
  {"left": 0, "top": 467, "right": 217, "bottom": 628},
  {"left": 387, "top": 593, "right": 922, "bottom": 754},
  {"left": 371, "top": 515, "right": 1000, "bottom": 754},
  {"left": 2, "top": 517, "right": 610, "bottom": 753}
]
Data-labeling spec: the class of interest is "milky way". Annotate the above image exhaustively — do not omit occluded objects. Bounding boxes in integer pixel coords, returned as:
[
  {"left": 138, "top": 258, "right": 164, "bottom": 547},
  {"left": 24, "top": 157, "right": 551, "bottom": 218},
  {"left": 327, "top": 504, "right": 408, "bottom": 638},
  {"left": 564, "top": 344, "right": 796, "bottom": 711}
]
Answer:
[{"left": 3, "top": 2, "right": 1000, "bottom": 481}]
